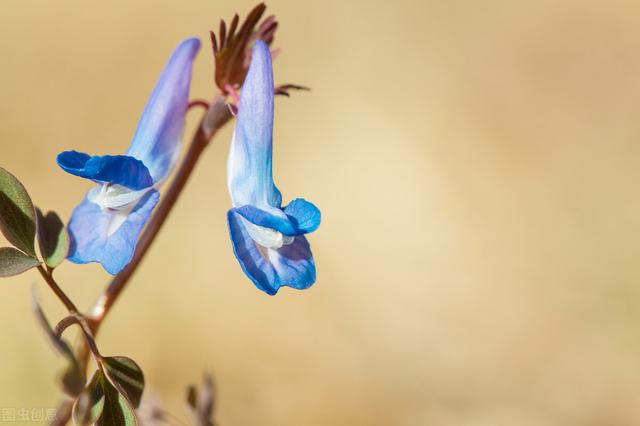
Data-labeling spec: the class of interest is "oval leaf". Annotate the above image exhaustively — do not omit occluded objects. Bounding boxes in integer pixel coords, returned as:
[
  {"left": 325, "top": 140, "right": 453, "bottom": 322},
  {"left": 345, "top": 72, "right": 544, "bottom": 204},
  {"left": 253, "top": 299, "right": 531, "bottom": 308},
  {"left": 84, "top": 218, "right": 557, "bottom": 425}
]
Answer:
[
  {"left": 98, "top": 374, "right": 138, "bottom": 426},
  {"left": 103, "top": 356, "right": 145, "bottom": 409},
  {"left": 0, "top": 247, "right": 39, "bottom": 277},
  {"left": 36, "top": 208, "right": 69, "bottom": 269},
  {"left": 0, "top": 167, "right": 36, "bottom": 256},
  {"left": 73, "top": 370, "right": 105, "bottom": 426}
]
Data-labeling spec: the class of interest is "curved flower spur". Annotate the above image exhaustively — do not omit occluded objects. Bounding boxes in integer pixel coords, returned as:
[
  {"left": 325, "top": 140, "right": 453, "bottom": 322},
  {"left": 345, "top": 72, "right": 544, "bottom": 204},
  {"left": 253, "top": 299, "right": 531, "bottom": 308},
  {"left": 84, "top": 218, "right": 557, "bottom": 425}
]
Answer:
[
  {"left": 227, "top": 41, "right": 321, "bottom": 295},
  {"left": 57, "top": 38, "right": 200, "bottom": 274}
]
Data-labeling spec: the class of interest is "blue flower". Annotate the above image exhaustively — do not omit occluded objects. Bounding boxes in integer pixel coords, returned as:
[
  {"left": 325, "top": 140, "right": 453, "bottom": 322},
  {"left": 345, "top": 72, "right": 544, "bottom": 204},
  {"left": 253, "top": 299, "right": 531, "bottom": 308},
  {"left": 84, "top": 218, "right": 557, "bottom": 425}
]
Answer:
[
  {"left": 57, "top": 38, "right": 200, "bottom": 275},
  {"left": 227, "top": 41, "right": 320, "bottom": 295}
]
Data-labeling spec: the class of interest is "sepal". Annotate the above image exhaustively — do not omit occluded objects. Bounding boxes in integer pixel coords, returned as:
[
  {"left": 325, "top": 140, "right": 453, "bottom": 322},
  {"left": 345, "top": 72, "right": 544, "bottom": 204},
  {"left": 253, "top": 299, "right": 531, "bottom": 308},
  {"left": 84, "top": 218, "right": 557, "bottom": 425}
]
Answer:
[{"left": 211, "top": 3, "right": 277, "bottom": 94}]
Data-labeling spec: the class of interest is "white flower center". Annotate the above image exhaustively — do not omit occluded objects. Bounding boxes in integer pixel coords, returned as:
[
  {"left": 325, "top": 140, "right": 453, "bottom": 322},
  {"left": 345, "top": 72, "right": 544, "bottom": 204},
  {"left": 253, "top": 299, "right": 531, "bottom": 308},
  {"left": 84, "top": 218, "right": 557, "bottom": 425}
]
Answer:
[
  {"left": 88, "top": 184, "right": 148, "bottom": 211},
  {"left": 240, "top": 216, "right": 294, "bottom": 250},
  {"left": 88, "top": 184, "right": 150, "bottom": 237}
]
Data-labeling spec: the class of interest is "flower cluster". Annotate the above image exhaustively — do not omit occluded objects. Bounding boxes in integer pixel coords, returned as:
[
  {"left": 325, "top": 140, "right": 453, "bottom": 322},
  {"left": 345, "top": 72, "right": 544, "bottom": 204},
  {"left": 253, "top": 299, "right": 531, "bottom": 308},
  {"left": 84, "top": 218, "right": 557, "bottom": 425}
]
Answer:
[
  {"left": 0, "top": 4, "right": 321, "bottom": 424},
  {"left": 54, "top": 11, "right": 320, "bottom": 294}
]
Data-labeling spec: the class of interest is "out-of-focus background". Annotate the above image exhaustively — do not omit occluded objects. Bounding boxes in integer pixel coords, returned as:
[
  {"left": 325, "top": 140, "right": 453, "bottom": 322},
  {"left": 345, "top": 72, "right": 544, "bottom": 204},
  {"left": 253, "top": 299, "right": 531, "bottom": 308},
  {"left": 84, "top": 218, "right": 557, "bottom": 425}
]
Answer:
[{"left": 1, "top": 0, "right": 640, "bottom": 424}]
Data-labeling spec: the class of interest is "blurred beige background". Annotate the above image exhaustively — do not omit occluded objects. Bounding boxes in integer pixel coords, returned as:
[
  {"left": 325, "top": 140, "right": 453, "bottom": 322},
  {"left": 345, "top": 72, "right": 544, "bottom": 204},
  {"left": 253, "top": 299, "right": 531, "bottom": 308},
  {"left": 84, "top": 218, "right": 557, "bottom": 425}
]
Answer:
[{"left": 1, "top": 0, "right": 640, "bottom": 424}]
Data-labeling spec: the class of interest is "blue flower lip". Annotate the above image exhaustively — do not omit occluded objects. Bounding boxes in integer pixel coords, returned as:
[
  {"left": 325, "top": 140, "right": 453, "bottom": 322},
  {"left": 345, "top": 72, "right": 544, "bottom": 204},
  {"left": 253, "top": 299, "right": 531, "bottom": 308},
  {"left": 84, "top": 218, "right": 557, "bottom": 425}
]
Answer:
[
  {"left": 67, "top": 189, "right": 161, "bottom": 274},
  {"left": 227, "top": 209, "right": 316, "bottom": 295},
  {"left": 233, "top": 199, "right": 321, "bottom": 237},
  {"left": 57, "top": 150, "right": 154, "bottom": 191}
]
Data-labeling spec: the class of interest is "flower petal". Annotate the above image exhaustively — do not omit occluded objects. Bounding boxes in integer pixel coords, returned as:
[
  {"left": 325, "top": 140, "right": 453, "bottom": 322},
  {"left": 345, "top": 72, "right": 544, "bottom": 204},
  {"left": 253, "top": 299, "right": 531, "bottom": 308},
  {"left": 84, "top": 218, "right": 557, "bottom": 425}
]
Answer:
[
  {"left": 57, "top": 151, "right": 154, "bottom": 190},
  {"left": 227, "top": 209, "right": 316, "bottom": 295},
  {"left": 227, "top": 40, "right": 282, "bottom": 209},
  {"left": 284, "top": 198, "right": 321, "bottom": 234},
  {"left": 232, "top": 200, "right": 321, "bottom": 236},
  {"left": 268, "top": 235, "right": 316, "bottom": 290},
  {"left": 67, "top": 189, "right": 160, "bottom": 275},
  {"left": 126, "top": 38, "right": 200, "bottom": 184},
  {"left": 234, "top": 205, "right": 296, "bottom": 236}
]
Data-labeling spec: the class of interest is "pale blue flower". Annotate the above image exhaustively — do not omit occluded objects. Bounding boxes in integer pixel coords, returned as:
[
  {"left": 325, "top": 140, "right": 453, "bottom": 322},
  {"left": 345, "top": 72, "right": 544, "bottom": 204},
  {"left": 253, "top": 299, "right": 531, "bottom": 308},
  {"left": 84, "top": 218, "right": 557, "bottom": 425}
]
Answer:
[
  {"left": 227, "top": 41, "right": 320, "bottom": 295},
  {"left": 57, "top": 38, "right": 200, "bottom": 274}
]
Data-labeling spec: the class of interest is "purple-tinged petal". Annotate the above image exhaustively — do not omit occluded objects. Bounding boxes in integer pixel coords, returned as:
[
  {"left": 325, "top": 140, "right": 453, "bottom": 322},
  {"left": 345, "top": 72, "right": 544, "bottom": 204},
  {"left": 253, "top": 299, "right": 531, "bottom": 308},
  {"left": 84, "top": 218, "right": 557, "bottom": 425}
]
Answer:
[
  {"left": 268, "top": 235, "right": 316, "bottom": 290},
  {"left": 227, "top": 40, "right": 282, "bottom": 209},
  {"left": 127, "top": 38, "right": 200, "bottom": 184},
  {"left": 227, "top": 209, "right": 316, "bottom": 295},
  {"left": 284, "top": 198, "right": 321, "bottom": 234},
  {"left": 67, "top": 189, "right": 160, "bottom": 275},
  {"left": 57, "top": 151, "right": 153, "bottom": 190}
]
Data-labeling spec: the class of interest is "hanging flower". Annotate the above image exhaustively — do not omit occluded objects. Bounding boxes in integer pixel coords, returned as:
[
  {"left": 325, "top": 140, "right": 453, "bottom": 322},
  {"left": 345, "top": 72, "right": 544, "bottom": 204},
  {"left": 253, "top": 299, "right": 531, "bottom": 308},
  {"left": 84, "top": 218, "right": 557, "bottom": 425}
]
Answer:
[
  {"left": 56, "top": 38, "right": 200, "bottom": 274},
  {"left": 226, "top": 41, "right": 320, "bottom": 295}
]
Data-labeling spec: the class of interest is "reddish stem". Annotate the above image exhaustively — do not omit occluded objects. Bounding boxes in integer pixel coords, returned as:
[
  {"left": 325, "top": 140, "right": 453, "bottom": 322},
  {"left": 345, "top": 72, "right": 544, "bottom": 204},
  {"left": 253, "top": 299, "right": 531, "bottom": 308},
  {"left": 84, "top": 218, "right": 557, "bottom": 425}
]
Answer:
[{"left": 188, "top": 99, "right": 211, "bottom": 111}]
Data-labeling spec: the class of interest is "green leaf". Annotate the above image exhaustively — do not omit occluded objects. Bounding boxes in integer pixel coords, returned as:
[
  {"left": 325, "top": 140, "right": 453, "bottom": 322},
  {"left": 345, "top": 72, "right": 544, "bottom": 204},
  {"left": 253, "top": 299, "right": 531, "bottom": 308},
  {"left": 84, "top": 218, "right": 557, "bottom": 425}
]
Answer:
[
  {"left": 103, "top": 356, "right": 145, "bottom": 409},
  {"left": 74, "top": 369, "right": 138, "bottom": 426},
  {"left": 0, "top": 167, "right": 36, "bottom": 256},
  {"left": 0, "top": 247, "right": 39, "bottom": 277},
  {"left": 32, "top": 293, "right": 86, "bottom": 396},
  {"left": 98, "top": 372, "right": 138, "bottom": 426},
  {"left": 73, "top": 370, "right": 105, "bottom": 426},
  {"left": 36, "top": 208, "right": 69, "bottom": 269}
]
